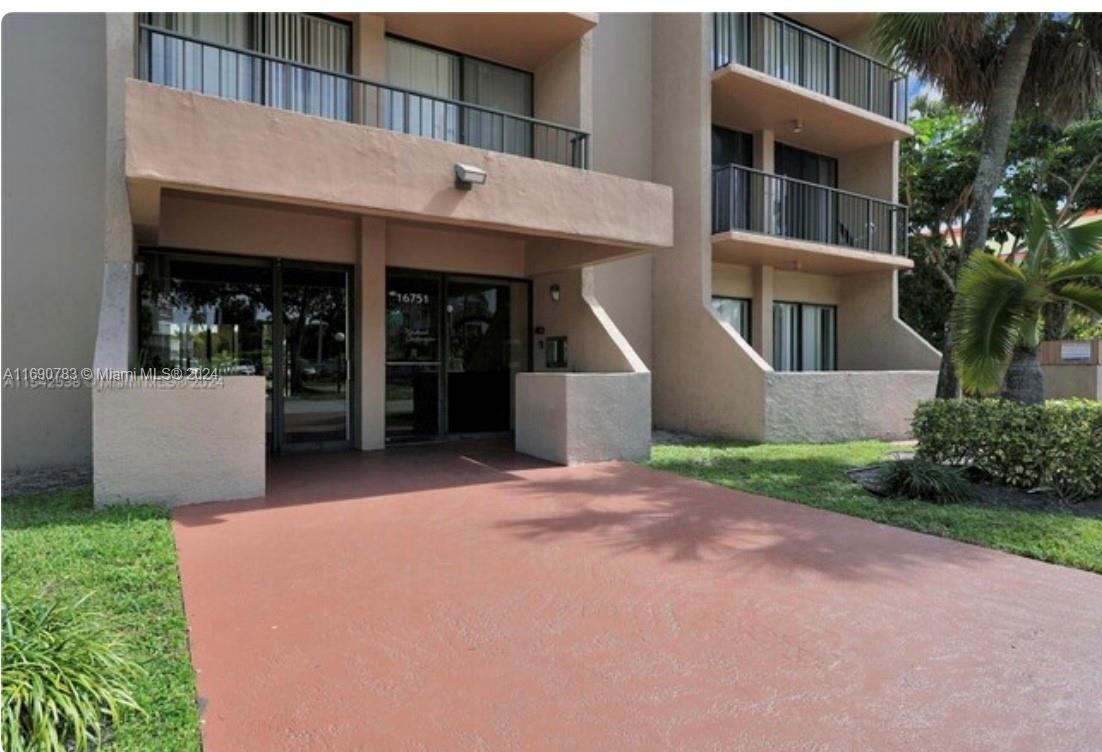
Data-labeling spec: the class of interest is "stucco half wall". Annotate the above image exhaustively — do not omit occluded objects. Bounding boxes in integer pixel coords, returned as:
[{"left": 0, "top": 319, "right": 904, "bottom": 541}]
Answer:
[
  {"left": 516, "top": 373, "right": 651, "bottom": 464},
  {"left": 516, "top": 266, "right": 652, "bottom": 465},
  {"left": 93, "top": 376, "right": 265, "bottom": 506},
  {"left": 763, "top": 371, "right": 938, "bottom": 443}
]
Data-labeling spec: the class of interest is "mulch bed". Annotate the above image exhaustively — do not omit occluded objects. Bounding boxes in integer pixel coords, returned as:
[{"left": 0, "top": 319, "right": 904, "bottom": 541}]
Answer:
[{"left": 847, "top": 463, "right": 1102, "bottom": 518}]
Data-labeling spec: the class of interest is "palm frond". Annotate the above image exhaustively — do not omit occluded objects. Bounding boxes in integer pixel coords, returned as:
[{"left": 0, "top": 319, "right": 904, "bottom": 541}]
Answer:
[
  {"left": 952, "top": 251, "right": 1030, "bottom": 395},
  {"left": 1047, "top": 253, "right": 1102, "bottom": 283},
  {"left": 1052, "top": 283, "right": 1102, "bottom": 317},
  {"left": 1059, "top": 218, "right": 1102, "bottom": 259},
  {"left": 1019, "top": 14, "right": 1102, "bottom": 125},
  {"left": 874, "top": 14, "right": 995, "bottom": 109}
]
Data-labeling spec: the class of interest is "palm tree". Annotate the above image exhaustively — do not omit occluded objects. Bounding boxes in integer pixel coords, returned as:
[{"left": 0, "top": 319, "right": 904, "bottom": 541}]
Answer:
[
  {"left": 952, "top": 199, "right": 1102, "bottom": 403},
  {"left": 874, "top": 13, "right": 1102, "bottom": 397}
]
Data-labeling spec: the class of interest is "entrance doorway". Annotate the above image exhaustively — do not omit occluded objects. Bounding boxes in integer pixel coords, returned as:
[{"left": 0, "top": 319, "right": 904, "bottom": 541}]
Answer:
[
  {"left": 385, "top": 269, "right": 531, "bottom": 444},
  {"left": 137, "top": 250, "right": 353, "bottom": 453}
]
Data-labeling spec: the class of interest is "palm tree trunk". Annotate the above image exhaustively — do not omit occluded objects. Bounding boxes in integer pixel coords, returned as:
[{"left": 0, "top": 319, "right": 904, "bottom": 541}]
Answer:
[
  {"left": 937, "top": 12, "right": 1042, "bottom": 398},
  {"left": 1042, "top": 300, "right": 1068, "bottom": 341},
  {"left": 1000, "top": 347, "right": 1044, "bottom": 404}
]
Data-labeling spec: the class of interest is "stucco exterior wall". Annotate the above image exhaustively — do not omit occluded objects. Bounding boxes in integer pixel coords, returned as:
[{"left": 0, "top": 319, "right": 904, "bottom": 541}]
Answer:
[
  {"left": 388, "top": 223, "right": 526, "bottom": 278},
  {"left": 1042, "top": 365, "right": 1101, "bottom": 401},
  {"left": 2, "top": 13, "right": 107, "bottom": 473},
  {"left": 764, "top": 370, "right": 936, "bottom": 442},
  {"left": 838, "top": 271, "right": 942, "bottom": 371},
  {"left": 93, "top": 377, "right": 265, "bottom": 506},
  {"left": 125, "top": 81, "right": 671, "bottom": 251},
  {"left": 159, "top": 193, "right": 359, "bottom": 263},
  {"left": 588, "top": 14, "right": 656, "bottom": 366}
]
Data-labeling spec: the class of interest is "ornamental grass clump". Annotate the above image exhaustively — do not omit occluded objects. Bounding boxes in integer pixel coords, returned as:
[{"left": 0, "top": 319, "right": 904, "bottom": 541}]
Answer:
[
  {"left": 881, "top": 457, "right": 978, "bottom": 505},
  {"left": 2, "top": 596, "right": 144, "bottom": 752}
]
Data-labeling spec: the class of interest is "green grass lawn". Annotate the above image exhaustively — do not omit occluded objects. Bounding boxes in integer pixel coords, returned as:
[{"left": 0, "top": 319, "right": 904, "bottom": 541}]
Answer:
[
  {"left": 649, "top": 440, "right": 1102, "bottom": 574},
  {"left": 2, "top": 487, "right": 201, "bottom": 751}
]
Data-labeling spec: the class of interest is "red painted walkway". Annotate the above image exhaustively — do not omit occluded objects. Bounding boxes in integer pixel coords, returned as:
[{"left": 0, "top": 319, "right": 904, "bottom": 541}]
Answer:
[{"left": 172, "top": 442, "right": 1102, "bottom": 751}]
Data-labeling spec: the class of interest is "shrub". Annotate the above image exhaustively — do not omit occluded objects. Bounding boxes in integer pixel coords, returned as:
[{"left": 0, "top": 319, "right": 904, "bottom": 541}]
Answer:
[
  {"left": 913, "top": 398, "right": 1102, "bottom": 500},
  {"left": 881, "top": 458, "right": 978, "bottom": 504},
  {"left": 2, "top": 596, "right": 143, "bottom": 752}
]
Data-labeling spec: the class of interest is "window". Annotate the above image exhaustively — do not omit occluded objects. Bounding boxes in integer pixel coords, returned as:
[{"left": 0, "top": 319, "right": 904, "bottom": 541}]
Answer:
[
  {"left": 143, "top": 13, "right": 352, "bottom": 120},
  {"left": 711, "top": 297, "right": 751, "bottom": 344},
  {"left": 385, "top": 36, "right": 534, "bottom": 157},
  {"left": 773, "top": 302, "right": 836, "bottom": 372}
]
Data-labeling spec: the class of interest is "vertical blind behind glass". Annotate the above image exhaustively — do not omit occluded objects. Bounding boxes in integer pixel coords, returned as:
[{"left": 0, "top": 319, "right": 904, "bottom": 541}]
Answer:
[{"left": 144, "top": 13, "right": 351, "bottom": 120}]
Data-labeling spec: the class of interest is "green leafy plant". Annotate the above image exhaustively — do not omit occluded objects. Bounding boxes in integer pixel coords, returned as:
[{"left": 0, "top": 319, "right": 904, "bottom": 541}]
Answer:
[
  {"left": 881, "top": 457, "right": 979, "bottom": 504},
  {"left": 874, "top": 12, "right": 1102, "bottom": 398},
  {"left": 2, "top": 596, "right": 144, "bottom": 752},
  {"left": 952, "top": 198, "right": 1102, "bottom": 402},
  {"left": 913, "top": 398, "right": 1102, "bottom": 499}
]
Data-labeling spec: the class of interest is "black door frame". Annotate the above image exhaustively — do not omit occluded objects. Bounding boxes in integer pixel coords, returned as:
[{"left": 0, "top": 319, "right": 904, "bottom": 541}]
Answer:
[
  {"left": 136, "top": 247, "right": 355, "bottom": 454},
  {"left": 385, "top": 266, "right": 533, "bottom": 444}
]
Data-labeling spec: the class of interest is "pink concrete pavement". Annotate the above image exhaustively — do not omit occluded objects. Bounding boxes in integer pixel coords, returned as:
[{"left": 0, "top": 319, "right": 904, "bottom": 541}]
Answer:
[{"left": 172, "top": 442, "right": 1102, "bottom": 751}]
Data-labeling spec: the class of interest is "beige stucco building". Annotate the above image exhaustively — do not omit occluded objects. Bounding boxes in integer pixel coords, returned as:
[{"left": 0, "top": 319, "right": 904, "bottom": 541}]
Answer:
[{"left": 2, "top": 12, "right": 938, "bottom": 505}]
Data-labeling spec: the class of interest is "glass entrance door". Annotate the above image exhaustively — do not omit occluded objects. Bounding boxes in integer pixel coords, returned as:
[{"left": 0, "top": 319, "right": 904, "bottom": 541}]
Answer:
[
  {"left": 385, "top": 269, "right": 529, "bottom": 443},
  {"left": 137, "top": 250, "right": 352, "bottom": 453},
  {"left": 278, "top": 264, "right": 351, "bottom": 448},
  {"left": 446, "top": 277, "right": 517, "bottom": 434},
  {"left": 385, "top": 272, "right": 442, "bottom": 443}
]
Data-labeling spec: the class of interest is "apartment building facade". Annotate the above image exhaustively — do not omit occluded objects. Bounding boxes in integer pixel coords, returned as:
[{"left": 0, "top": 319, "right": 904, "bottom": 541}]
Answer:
[{"left": 2, "top": 12, "right": 937, "bottom": 505}]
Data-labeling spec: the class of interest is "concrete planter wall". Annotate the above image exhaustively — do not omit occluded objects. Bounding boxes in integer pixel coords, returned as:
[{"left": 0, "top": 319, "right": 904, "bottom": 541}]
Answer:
[
  {"left": 516, "top": 372, "right": 651, "bottom": 464},
  {"left": 93, "top": 376, "right": 265, "bottom": 507}
]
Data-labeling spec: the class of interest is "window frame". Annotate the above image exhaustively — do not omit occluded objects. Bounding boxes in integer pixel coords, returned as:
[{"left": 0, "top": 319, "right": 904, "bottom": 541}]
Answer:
[
  {"left": 710, "top": 295, "right": 753, "bottom": 345},
  {"left": 772, "top": 300, "right": 838, "bottom": 372}
]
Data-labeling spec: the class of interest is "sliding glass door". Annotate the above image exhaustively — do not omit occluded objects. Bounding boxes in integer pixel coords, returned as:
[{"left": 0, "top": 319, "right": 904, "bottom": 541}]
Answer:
[
  {"left": 142, "top": 13, "right": 352, "bottom": 119},
  {"left": 773, "top": 301, "right": 836, "bottom": 372}
]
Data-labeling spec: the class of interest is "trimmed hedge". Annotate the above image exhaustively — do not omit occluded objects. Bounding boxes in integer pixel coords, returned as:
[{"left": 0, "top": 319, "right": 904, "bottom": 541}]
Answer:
[{"left": 913, "top": 398, "right": 1102, "bottom": 500}]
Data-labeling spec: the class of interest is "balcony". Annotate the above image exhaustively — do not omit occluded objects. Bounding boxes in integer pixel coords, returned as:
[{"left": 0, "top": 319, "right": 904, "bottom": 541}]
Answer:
[
  {"left": 713, "top": 13, "right": 906, "bottom": 122},
  {"left": 711, "top": 164, "right": 911, "bottom": 274},
  {"left": 710, "top": 13, "right": 911, "bottom": 155},
  {"left": 137, "top": 24, "right": 589, "bottom": 168}
]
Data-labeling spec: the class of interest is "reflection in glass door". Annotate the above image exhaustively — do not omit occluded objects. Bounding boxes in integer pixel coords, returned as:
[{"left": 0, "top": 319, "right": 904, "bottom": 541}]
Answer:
[
  {"left": 446, "top": 277, "right": 528, "bottom": 434},
  {"left": 385, "top": 269, "right": 529, "bottom": 443},
  {"left": 137, "top": 251, "right": 352, "bottom": 453},
  {"left": 279, "top": 264, "right": 351, "bottom": 448},
  {"left": 385, "top": 273, "right": 441, "bottom": 443}
]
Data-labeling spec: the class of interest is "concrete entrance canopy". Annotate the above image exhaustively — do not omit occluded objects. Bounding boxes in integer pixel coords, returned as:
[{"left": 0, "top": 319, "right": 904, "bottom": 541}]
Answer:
[{"left": 123, "top": 80, "right": 672, "bottom": 250}]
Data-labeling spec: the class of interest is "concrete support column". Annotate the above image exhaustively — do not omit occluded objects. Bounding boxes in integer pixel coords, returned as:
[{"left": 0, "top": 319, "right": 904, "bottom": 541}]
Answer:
[
  {"left": 101, "top": 14, "right": 137, "bottom": 367},
  {"left": 752, "top": 129, "right": 774, "bottom": 172},
  {"left": 353, "top": 15, "right": 387, "bottom": 127},
  {"left": 752, "top": 264, "right": 774, "bottom": 365},
  {"left": 752, "top": 129, "right": 775, "bottom": 234},
  {"left": 357, "top": 217, "right": 386, "bottom": 451}
]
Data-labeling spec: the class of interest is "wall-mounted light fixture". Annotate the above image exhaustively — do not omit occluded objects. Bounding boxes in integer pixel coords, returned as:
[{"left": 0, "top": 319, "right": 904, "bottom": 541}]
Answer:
[
  {"left": 549, "top": 283, "right": 561, "bottom": 303},
  {"left": 792, "top": 118, "right": 803, "bottom": 134},
  {"left": 454, "top": 162, "right": 488, "bottom": 191}
]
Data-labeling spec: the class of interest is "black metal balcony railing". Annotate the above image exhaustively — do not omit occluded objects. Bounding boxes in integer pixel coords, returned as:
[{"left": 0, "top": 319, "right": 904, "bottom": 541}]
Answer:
[
  {"left": 712, "top": 164, "right": 907, "bottom": 255},
  {"left": 712, "top": 13, "right": 908, "bottom": 123},
  {"left": 137, "top": 24, "right": 590, "bottom": 169}
]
